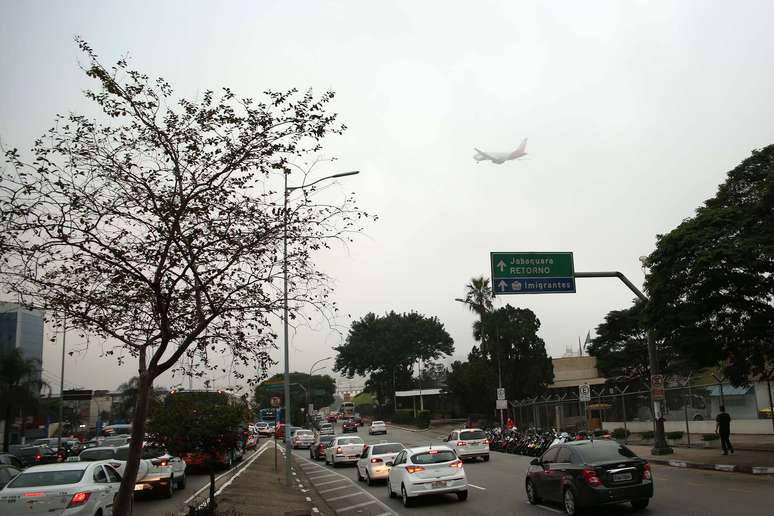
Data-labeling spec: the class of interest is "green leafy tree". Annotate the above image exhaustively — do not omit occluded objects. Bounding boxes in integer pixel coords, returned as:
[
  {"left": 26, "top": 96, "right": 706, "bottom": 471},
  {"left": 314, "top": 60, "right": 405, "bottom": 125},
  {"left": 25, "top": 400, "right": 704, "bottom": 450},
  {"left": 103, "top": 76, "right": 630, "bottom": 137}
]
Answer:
[
  {"left": 444, "top": 351, "right": 496, "bottom": 415},
  {"left": 147, "top": 392, "right": 244, "bottom": 512},
  {"left": 254, "top": 372, "right": 335, "bottom": 423},
  {"left": 1, "top": 349, "right": 45, "bottom": 451},
  {"left": 645, "top": 145, "right": 774, "bottom": 385},
  {"left": 334, "top": 311, "right": 454, "bottom": 410},
  {"left": 473, "top": 305, "right": 554, "bottom": 401},
  {"left": 0, "top": 39, "right": 371, "bottom": 515},
  {"left": 587, "top": 300, "right": 681, "bottom": 380}
]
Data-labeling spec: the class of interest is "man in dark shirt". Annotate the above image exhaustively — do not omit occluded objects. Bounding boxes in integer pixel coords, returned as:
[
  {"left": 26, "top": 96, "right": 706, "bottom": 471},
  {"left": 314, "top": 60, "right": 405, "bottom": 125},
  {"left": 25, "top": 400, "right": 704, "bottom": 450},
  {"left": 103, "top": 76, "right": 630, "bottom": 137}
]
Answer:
[{"left": 715, "top": 406, "right": 733, "bottom": 455}]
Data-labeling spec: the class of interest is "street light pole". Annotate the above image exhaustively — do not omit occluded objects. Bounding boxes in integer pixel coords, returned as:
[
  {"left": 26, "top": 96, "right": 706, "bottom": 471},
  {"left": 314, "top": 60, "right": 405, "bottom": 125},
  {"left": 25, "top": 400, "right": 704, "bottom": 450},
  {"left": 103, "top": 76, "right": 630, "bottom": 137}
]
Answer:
[
  {"left": 307, "top": 357, "right": 331, "bottom": 425},
  {"left": 282, "top": 170, "right": 359, "bottom": 484},
  {"left": 57, "top": 311, "right": 66, "bottom": 451}
]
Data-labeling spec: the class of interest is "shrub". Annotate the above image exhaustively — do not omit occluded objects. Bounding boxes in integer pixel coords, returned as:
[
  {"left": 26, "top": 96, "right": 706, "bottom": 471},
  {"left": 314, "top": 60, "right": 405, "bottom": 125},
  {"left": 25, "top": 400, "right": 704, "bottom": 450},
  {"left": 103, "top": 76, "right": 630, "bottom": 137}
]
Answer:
[
  {"left": 666, "top": 431, "right": 684, "bottom": 440},
  {"left": 702, "top": 433, "right": 720, "bottom": 441},
  {"left": 640, "top": 431, "right": 655, "bottom": 439},
  {"left": 390, "top": 409, "right": 430, "bottom": 428},
  {"left": 611, "top": 427, "right": 630, "bottom": 439}
]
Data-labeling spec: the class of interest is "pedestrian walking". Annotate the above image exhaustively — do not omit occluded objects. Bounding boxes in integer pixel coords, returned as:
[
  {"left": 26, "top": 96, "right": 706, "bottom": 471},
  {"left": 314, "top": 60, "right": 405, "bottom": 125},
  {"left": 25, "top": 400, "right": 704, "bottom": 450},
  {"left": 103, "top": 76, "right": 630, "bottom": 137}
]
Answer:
[{"left": 715, "top": 405, "right": 734, "bottom": 455}]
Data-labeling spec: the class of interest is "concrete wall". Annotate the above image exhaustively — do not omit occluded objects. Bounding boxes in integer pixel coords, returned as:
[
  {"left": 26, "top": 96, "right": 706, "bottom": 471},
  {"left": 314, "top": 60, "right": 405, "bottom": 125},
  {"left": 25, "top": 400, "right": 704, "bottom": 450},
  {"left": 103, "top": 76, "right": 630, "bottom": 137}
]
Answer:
[{"left": 603, "top": 419, "right": 774, "bottom": 435}]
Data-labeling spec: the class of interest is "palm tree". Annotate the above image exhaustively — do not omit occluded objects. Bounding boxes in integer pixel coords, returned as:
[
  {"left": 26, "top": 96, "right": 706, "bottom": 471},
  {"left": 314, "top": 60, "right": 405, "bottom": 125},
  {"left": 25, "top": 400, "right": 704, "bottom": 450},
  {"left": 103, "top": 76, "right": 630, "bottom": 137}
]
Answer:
[
  {"left": 1, "top": 349, "right": 45, "bottom": 451},
  {"left": 463, "top": 276, "right": 493, "bottom": 317}
]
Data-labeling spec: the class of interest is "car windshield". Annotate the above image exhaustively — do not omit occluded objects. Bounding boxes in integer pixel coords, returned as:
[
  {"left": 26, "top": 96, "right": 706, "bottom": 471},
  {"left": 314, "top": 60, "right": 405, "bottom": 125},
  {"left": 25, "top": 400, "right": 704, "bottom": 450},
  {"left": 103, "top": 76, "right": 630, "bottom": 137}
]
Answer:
[
  {"left": 411, "top": 450, "right": 456, "bottom": 464},
  {"left": 575, "top": 443, "right": 638, "bottom": 463},
  {"left": 372, "top": 444, "right": 403, "bottom": 454},
  {"left": 338, "top": 438, "right": 363, "bottom": 446},
  {"left": 79, "top": 449, "right": 115, "bottom": 461},
  {"left": 8, "top": 469, "right": 86, "bottom": 488},
  {"left": 296, "top": 430, "right": 313, "bottom": 436},
  {"left": 460, "top": 430, "right": 485, "bottom": 440}
]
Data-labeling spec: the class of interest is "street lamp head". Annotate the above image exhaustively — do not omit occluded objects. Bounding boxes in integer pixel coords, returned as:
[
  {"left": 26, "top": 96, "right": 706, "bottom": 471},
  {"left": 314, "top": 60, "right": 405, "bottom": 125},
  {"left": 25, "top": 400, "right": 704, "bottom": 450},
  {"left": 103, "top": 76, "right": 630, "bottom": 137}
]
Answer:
[
  {"left": 330, "top": 171, "right": 359, "bottom": 179},
  {"left": 454, "top": 298, "right": 467, "bottom": 304}
]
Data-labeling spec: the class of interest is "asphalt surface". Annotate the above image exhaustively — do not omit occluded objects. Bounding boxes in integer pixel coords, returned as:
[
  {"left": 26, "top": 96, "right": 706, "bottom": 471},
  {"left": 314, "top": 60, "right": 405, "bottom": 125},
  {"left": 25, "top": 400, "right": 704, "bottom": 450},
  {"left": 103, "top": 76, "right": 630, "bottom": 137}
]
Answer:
[{"left": 294, "top": 422, "right": 774, "bottom": 516}]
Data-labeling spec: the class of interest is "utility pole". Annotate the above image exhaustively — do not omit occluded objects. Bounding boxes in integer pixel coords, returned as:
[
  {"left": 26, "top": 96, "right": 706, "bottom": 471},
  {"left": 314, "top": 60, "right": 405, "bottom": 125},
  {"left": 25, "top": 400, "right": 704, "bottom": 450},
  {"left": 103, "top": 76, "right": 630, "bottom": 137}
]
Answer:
[
  {"left": 574, "top": 271, "right": 672, "bottom": 455},
  {"left": 57, "top": 311, "right": 66, "bottom": 451}
]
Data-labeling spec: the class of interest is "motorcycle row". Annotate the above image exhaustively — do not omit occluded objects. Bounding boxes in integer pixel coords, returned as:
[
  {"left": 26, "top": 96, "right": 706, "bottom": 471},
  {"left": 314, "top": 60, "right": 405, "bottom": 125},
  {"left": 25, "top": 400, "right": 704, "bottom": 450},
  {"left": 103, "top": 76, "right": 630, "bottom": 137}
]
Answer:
[{"left": 484, "top": 427, "right": 610, "bottom": 456}]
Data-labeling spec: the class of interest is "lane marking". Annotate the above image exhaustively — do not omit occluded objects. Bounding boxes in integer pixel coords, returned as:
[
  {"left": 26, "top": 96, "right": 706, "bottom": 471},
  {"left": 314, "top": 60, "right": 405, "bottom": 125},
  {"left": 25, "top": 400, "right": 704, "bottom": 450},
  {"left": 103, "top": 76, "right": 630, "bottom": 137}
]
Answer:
[
  {"left": 468, "top": 483, "right": 487, "bottom": 490},
  {"left": 336, "top": 500, "right": 377, "bottom": 513},
  {"left": 308, "top": 473, "right": 339, "bottom": 480},
  {"left": 326, "top": 491, "right": 365, "bottom": 502},
  {"left": 525, "top": 502, "right": 563, "bottom": 513},
  {"left": 315, "top": 478, "right": 350, "bottom": 487},
  {"left": 319, "top": 485, "right": 353, "bottom": 494},
  {"left": 183, "top": 441, "right": 271, "bottom": 505}
]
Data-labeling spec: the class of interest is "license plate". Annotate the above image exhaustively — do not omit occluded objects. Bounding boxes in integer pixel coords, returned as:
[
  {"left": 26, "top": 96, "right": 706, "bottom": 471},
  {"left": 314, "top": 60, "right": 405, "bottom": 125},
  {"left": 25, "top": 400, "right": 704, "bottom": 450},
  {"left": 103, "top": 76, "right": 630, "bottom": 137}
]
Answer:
[
  {"left": 613, "top": 472, "right": 633, "bottom": 482},
  {"left": 431, "top": 481, "right": 447, "bottom": 488}
]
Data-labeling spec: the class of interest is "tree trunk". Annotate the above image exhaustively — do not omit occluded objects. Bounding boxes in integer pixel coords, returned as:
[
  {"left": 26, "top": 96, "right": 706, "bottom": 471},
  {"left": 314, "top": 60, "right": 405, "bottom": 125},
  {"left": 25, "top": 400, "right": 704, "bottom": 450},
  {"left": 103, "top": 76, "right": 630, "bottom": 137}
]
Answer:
[
  {"left": 209, "top": 464, "right": 217, "bottom": 512},
  {"left": 113, "top": 373, "right": 153, "bottom": 516}
]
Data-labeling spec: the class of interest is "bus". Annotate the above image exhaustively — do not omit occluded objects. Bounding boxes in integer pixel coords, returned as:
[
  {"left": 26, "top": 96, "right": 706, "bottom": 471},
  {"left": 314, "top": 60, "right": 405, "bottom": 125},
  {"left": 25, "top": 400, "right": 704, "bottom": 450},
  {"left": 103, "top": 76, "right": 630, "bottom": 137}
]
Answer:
[{"left": 339, "top": 402, "right": 355, "bottom": 417}]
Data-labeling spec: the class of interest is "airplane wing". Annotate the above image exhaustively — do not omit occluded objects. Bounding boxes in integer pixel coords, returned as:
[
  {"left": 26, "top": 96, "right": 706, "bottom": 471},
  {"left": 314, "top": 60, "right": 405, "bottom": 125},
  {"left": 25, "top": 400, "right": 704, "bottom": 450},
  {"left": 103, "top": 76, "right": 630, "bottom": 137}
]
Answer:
[{"left": 474, "top": 148, "right": 497, "bottom": 161}]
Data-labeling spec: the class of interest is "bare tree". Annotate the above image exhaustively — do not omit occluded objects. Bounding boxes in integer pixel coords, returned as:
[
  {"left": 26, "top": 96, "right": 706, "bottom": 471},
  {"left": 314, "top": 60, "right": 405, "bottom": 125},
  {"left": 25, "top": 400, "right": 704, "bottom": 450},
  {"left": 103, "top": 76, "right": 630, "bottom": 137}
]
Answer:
[{"left": 0, "top": 38, "right": 372, "bottom": 515}]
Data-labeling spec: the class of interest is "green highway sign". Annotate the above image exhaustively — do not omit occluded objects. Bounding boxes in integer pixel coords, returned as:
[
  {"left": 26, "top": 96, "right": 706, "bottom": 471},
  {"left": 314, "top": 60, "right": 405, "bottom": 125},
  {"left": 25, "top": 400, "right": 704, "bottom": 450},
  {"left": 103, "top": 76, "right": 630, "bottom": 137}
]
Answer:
[{"left": 490, "top": 252, "right": 576, "bottom": 294}]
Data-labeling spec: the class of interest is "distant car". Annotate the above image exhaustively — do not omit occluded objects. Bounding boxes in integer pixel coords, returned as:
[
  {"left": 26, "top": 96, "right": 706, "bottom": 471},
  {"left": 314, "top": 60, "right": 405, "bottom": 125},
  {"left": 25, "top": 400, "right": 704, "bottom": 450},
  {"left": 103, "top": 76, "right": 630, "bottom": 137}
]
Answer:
[
  {"left": 356, "top": 442, "right": 404, "bottom": 485},
  {"left": 101, "top": 423, "right": 132, "bottom": 436},
  {"left": 31, "top": 438, "right": 82, "bottom": 456},
  {"left": 387, "top": 445, "right": 467, "bottom": 507},
  {"left": 326, "top": 413, "right": 338, "bottom": 423},
  {"left": 342, "top": 419, "right": 359, "bottom": 433},
  {"left": 101, "top": 435, "right": 131, "bottom": 447},
  {"left": 318, "top": 422, "right": 334, "bottom": 436},
  {"left": 0, "top": 453, "right": 24, "bottom": 469},
  {"left": 15, "top": 445, "right": 60, "bottom": 467},
  {"left": 525, "top": 440, "right": 653, "bottom": 515},
  {"left": 310, "top": 435, "right": 335, "bottom": 460},
  {"left": 0, "top": 464, "right": 22, "bottom": 489},
  {"left": 352, "top": 415, "right": 363, "bottom": 426},
  {"left": 324, "top": 436, "right": 365, "bottom": 466},
  {"left": 254, "top": 422, "right": 274, "bottom": 436},
  {"left": 369, "top": 421, "right": 387, "bottom": 435},
  {"left": 0, "top": 461, "right": 123, "bottom": 515},
  {"left": 444, "top": 428, "right": 489, "bottom": 462},
  {"left": 291, "top": 429, "right": 315, "bottom": 449}
]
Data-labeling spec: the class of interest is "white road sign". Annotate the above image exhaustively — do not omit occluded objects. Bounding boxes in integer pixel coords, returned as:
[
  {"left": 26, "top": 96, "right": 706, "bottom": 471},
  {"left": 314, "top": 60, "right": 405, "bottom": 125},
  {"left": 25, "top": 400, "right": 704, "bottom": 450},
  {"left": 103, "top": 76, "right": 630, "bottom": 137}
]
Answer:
[
  {"left": 496, "top": 399, "right": 508, "bottom": 410},
  {"left": 579, "top": 383, "right": 591, "bottom": 402},
  {"left": 497, "top": 387, "right": 506, "bottom": 400}
]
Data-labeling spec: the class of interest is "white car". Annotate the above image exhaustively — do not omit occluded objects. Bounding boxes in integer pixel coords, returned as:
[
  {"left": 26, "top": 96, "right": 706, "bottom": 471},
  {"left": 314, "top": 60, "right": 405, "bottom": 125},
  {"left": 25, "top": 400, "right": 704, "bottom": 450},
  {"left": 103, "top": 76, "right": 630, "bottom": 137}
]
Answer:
[
  {"left": 324, "top": 436, "right": 365, "bottom": 466},
  {"left": 368, "top": 421, "right": 387, "bottom": 435},
  {"left": 0, "top": 461, "right": 124, "bottom": 515},
  {"left": 386, "top": 445, "right": 468, "bottom": 507},
  {"left": 255, "top": 422, "right": 274, "bottom": 436},
  {"left": 356, "top": 442, "right": 404, "bottom": 485},
  {"left": 444, "top": 428, "right": 489, "bottom": 462},
  {"left": 291, "top": 429, "right": 315, "bottom": 449}
]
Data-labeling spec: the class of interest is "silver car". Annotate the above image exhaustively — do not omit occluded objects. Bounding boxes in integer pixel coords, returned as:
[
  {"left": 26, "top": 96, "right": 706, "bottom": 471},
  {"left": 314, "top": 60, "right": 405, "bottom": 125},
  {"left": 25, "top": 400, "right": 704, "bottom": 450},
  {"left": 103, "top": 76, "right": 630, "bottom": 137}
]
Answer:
[
  {"left": 356, "top": 442, "right": 404, "bottom": 485},
  {"left": 291, "top": 429, "right": 315, "bottom": 449},
  {"left": 318, "top": 422, "right": 334, "bottom": 436}
]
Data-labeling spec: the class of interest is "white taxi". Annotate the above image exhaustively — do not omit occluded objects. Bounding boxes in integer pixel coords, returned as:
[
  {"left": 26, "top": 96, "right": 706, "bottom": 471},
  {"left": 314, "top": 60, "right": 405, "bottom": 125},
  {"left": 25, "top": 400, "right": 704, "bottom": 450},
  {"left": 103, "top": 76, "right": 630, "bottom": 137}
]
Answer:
[{"left": 386, "top": 446, "right": 467, "bottom": 507}]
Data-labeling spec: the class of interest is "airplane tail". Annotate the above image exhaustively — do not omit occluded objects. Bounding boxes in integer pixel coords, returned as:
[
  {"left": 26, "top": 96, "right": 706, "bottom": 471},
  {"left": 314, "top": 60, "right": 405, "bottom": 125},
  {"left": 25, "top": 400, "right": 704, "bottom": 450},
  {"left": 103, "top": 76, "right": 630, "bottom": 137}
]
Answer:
[{"left": 511, "top": 138, "right": 528, "bottom": 157}]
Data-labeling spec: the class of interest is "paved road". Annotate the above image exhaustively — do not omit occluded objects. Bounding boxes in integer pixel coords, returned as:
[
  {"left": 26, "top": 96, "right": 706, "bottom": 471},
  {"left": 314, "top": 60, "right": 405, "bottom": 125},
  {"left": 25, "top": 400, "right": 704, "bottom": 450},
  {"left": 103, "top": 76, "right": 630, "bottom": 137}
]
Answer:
[
  {"left": 135, "top": 444, "right": 266, "bottom": 516},
  {"left": 294, "top": 422, "right": 774, "bottom": 516}
]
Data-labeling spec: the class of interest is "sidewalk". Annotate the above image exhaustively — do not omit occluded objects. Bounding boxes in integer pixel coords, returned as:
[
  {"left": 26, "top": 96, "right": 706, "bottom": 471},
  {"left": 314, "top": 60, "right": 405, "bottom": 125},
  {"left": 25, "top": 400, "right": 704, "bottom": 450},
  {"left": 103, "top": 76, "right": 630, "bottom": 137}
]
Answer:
[
  {"left": 628, "top": 444, "right": 774, "bottom": 475},
  {"left": 214, "top": 442, "right": 336, "bottom": 515},
  {"left": 627, "top": 432, "right": 774, "bottom": 452}
]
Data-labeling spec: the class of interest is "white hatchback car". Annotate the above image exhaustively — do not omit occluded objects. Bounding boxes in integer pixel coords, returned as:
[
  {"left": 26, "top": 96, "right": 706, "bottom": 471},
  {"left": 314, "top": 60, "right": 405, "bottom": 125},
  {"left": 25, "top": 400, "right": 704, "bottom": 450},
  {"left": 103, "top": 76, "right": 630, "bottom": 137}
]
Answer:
[
  {"left": 0, "top": 461, "right": 124, "bottom": 515},
  {"left": 356, "top": 442, "right": 404, "bottom": 485},
  {"left": 368, "top": 421, "right": 387, "bottom": 435},
  {"left": 386, "top": 446, "right": 467, "bottom": 507},
  {"left": 324, "top": 436, "right": 365, "bottom": 466},
  {"left": 444, "top": 428, "right": 490, "bottom": 462}
]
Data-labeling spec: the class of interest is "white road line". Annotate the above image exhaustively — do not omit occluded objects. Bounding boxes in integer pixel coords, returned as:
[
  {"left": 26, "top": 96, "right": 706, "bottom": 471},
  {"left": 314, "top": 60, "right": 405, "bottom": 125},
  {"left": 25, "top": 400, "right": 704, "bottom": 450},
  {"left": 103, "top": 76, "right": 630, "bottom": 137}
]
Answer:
[
  {"left": 308, "top": 473, "right": 339, "bottom": 480},
  {"left": 468, "top": 483, "right": 487, "bottom": 490},
  {"left": 326, "top": 491, "right": 365, "bottom": 502},
  {"left": 294, "top": 454, "right": 399, "bottom": 516},
  {"left": 182, "top": 442, "right": 271, "bottom": 505},
  {"left": 336, "top": 500, "right": 377, "bottom": 513},
  {"left": 318, "top": 485, "right": 352, "bottom": 494},
  {"left": 315, "top": 478, "right": 350, "bottom": 487},
  {"left": 213, "top": 442, "right": 273, "bottom": 497},
  {"left": 526, "top": 502, "right": 563, "bottom": 513}
]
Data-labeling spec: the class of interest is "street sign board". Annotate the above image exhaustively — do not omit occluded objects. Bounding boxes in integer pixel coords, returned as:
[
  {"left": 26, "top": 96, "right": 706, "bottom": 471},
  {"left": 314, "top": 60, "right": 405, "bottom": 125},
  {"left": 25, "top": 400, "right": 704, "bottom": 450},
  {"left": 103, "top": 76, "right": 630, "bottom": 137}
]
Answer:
[
  {"left": 496, "top": 399, "right": 508, "bottom": 410},
  {"left": 496, "top": 388, "right": 506, "bottom": 400},
  {"left": 490, "top": 252, "right": 575, "bottom": 295},
  {"left": 651, "top": 374, "right": 665, "bottom": 401},
  {"left": 270, "top": 396, "right": 281, "bottom": 407},
  {"left": 579, "top": 383, "right": 591, "bottom": 402}
]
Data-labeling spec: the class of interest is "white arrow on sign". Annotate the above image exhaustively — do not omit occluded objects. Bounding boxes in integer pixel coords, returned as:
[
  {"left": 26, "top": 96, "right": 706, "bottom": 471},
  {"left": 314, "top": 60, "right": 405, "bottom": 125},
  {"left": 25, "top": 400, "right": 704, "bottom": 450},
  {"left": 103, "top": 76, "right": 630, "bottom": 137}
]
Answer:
[
  {"left": 497, "top": 260, "right": 506, "bottom": 272},
  {"left": 497, "top": 280, "right": 508, "bottom": 290}
]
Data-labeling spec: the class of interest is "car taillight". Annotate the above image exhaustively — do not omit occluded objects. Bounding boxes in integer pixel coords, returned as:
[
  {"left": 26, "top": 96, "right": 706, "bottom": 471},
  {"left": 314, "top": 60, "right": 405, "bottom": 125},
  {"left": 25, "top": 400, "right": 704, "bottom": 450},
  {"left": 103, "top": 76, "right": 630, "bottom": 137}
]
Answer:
[
  {"left": 456, "top": 441, "right": 466, "bottom": 446},
  {"left": 582, "top": 468, "right": 602, "bottom": 487},
  {"left": 152, "top": 459, "right": 169, "bottom": 467},
  {"left": 336, "top": 447, "right": 342, "bottom": 454},
  {"left": 406, "top": 465, "right": 425, "bottom": 474},
  {"left": 67, "top": 492, "right": 90, "bottom": 508},
  {"left": 370, "top": 457, "right": 383, "bottom": 463},
  {"left": 23, "top": 492, "right": 44, "bottom": 497},
  {"left": 484, "top": 439, "right": 489, "bottom": 445},
  {"left": 35, "top": 454, "right": 42, "bottom": 461},
  {"left": 642, "top": 463, "right": 652, "bottom": 481},
  {"left": 448, "top": 460, "right": 463, "bottom": 469}
]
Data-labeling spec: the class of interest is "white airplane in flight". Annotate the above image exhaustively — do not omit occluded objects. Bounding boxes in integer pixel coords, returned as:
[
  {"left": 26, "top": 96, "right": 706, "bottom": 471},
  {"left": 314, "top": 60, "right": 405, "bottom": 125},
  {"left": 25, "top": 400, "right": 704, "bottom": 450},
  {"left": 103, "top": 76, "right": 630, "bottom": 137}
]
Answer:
[{"left": 473, "top": 138, "right": 528, "bottom": 164}]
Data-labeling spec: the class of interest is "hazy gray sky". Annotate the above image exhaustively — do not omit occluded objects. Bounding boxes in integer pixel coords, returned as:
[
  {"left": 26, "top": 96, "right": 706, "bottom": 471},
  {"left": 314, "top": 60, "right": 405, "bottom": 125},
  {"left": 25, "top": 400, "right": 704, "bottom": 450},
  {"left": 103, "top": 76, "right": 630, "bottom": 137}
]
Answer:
[{"left": 2, "top": 1, "right": 774, "bottom": 395}]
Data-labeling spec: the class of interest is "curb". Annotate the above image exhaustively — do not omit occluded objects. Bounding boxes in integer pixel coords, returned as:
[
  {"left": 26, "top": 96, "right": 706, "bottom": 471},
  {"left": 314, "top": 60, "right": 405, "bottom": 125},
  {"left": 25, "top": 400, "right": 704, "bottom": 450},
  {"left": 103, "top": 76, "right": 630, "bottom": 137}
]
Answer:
[
  {"left": 647, "top": 457, "right": 774, "bottom": 475},
  {"left": 386, "top": 423, "right": 432, "bottom": 433}
]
